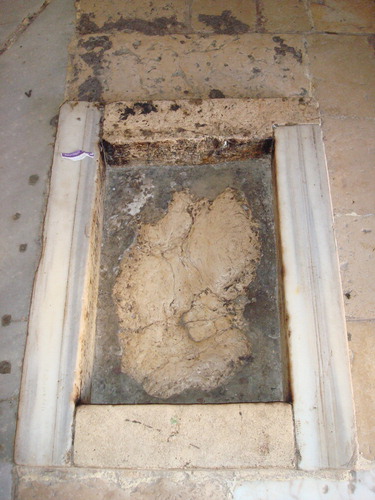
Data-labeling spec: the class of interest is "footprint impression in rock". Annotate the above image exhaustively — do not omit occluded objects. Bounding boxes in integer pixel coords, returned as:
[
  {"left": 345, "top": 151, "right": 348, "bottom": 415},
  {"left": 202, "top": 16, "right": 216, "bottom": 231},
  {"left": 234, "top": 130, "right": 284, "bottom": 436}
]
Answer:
[{"left": 113, "top": 188, "right": 260, "bottom": 399}]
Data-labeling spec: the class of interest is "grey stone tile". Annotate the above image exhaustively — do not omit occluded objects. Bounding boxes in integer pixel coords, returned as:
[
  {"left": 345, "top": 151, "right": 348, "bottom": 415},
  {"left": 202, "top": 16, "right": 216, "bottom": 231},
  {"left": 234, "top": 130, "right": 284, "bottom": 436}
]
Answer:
[
  {"left": 0, "top": 462, "right": 13, "bottom": 500},
  {"left": 0, "top": 0, "right": 45, "bottom": 47},
  {"left": 0, "top": 397, "right": 18, "bottom": 462},
  {"left": 0, "top": 323, "right": 27, "bottom": 400},
  {"left": 0, "top": 0, "right": 75, "bottom": 493}
]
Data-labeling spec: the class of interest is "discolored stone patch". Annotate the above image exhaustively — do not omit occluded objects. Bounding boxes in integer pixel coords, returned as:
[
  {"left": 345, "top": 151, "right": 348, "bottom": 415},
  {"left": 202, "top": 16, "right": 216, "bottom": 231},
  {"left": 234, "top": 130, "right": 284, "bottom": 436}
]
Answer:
[
  {"left": 0, "top": 361, "right": 11, "bottom": 374},
  {"left": 209, "top": 88, "right": 225, "bottom": 98},
  {"left": 28, "top": 174, "right": 39, "bottom": 185},
  {"left": 1, "top": 314, "right": 11, "bottom": 326},
  {"left": 78, "top": 75, "right": 103, "bottom": 101},
  {"left": 79, "top": 35, "right": 112, "bottom": 52},
  {"left": 78, "top": 15, "right": 188, "bottom": 36},
  {"left": 273, "top": 36, "right": 302, "bottom": 64},
  {"left": 73, "top": 35, "right": 113, "bottom": 98},
  {"left": 119, "top": 101, "right": 158, "bottom": 120},
  {"left": 113, "top": 188, "right": 259, "bottom": 399},
  {"left": 76, "top": 0, "right": 188, "bottom": 35},
  {"left": 102, "top": 16, "right": 187, "bottom": 36},
  {"left": 192, "top": 0, "right": 256, "bottom": 34},
  {"left": 92, "top": 160, "right": 285, "bottom": 404},
  {"left": 198, "top": 10, "right": 250, "bottom": 35}
]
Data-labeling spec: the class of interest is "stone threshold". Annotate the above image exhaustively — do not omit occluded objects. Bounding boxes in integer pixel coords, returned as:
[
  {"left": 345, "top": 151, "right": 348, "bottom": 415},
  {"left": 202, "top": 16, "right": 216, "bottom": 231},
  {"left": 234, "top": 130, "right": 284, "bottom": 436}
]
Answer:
[
  {"left": 15, "top": 466, "right": 375, "bottom": 499},
  {"left": 74, "top": 403, "right": 295, "bottom": 469},
  {"left": 14, "top": 99, "right": 356, "bottom": 476},
  {"left": 102, "top": 97, "right": 319, "bottom": 166}
]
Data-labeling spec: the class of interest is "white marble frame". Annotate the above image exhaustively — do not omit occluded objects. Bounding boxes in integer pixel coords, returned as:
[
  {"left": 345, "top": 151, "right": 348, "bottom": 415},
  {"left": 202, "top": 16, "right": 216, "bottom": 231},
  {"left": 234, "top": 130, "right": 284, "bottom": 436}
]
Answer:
[
  {"left": 15, "top": 102, "right": 103, "bottom": 465},
  {"left": 14, "top": 103, "right": 357, "bottom": 471},
  {"left": 274, "top": 125, "right": 356, "bottom": 470}
]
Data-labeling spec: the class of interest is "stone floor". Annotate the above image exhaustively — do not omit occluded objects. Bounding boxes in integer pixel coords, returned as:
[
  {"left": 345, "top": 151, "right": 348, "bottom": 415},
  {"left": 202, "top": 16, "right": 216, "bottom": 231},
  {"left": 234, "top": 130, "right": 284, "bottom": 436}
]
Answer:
[{"left": 0, "top": 0, "right": 374, "bottom": 498}]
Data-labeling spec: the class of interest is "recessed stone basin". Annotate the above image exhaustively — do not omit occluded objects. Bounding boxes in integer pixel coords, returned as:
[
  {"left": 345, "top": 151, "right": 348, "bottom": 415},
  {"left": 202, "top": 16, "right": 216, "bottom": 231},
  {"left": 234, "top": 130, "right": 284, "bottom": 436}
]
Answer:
[{"left": 92, "top": 159, "right": 284, "bottom": 404}]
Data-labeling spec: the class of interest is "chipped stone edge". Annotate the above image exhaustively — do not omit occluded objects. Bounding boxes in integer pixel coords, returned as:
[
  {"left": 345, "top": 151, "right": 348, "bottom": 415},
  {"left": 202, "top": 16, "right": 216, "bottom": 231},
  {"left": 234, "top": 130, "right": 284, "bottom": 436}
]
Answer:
[{"left": 14, "top": 102, "right": 104, "bottom": 466}]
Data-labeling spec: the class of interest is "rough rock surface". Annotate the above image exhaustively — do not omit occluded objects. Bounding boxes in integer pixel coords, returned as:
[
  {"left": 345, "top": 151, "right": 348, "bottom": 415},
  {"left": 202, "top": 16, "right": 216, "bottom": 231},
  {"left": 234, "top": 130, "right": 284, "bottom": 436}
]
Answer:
[{"left": 113, "top": 188, "right": 260, "bottom": 398}]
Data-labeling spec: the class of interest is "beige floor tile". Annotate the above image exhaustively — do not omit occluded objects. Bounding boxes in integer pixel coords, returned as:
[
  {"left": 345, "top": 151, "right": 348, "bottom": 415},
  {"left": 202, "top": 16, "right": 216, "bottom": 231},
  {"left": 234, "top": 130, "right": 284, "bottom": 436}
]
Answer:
[
  {"left": 307, "top": 35, "right": 375, "bottom": 118},
  {"left": 14, "top": 467, "right": 375, "bottom": 499},
  {"left": 260, "top": 0, "right": 312, "bottom": 33},
  {"left": 348, "top": 321, "right": 375, "bottom": 461},
  {"left": 15, "top": 470, "right": 230, "bottom": 500},
  {"left": 76, "top": 0, "right": 189, "bottom": 35},
  {"left": 191, "top": 0, "right": 256, "bottom": 33},
  {"left": 73, "top": 404, "right": 294, "bottom": 469},
  {"left": 322, "top": 116, "right": 375, "bottom": 215},
  {"left": 335, "top": 215, "right": 375, "bottom": 320},
  {"left": 310, "top": 0, "right": 375, "bottom": 34},
  {"left": 67, "top": 34, "right": 309, "bottom": 101}
]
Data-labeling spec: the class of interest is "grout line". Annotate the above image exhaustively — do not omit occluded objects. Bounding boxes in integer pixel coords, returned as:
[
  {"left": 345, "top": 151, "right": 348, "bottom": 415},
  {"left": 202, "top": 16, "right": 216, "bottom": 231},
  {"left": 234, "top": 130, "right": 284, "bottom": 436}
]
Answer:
[
  {"left": 255, "top": 0, "right": 266, "bottom": 33},
  {"left": 321, "top": 114, "right": 375, "bottom": 122},
  {"left": 302, "top": 35, "right": 315, "bottom": 101},
  {"left": 186, "top": 0, "right": 193, "bottom": 32},
  {"left": 302, "top": 0, "right": 315, "bottom": 31},
  {"left": 346, "top": 318, "right": 375, "bottom": 323},
  {"left": 0, "top": 0, "right": 52, "bottom": 56},
  {"left": 334, "top": 212, "right": 375, "bottom": 218}
]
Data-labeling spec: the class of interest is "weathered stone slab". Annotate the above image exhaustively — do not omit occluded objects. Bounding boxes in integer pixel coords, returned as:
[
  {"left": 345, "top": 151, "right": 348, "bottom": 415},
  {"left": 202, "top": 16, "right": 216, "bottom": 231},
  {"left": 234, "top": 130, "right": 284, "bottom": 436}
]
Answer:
[
  {"left": 348, "top": 321, "right": 375, "bottom": 461},
  {"left": 66, "top": 34, "right": 310, "bottom": 102},
  {"left": 73, "top": 403, "right": 295, "bottom": 468},
  {"left": 310, "top": 0, "right": 375, "bottom": 34},
  {"left": 322, "top": 116, "right": 375, "bottom": 215},
  {"left": 258, "top": 0, "right": 311, "bottom": 33},
  {"left": 102, "top": 98, "right": 319, "bottom": 165},
  {"left": 76, "top": 0, "right": 189, "bottom": 35},
  {"left": 15, "top": 466, "right": 375, "bottom": 500},
  {"left": 307, "top": 35, "right": 375, "bottom": 118},
  {"left": 16, "top": 466, "right": 375, "bottom": 500},
  {"left": 335, "top": 215, "right": 375, "bottom": 320}
]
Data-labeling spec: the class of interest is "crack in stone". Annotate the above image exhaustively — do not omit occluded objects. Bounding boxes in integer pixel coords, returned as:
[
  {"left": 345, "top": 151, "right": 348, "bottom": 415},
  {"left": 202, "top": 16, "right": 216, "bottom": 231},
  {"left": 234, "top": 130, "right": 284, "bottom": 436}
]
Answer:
[{"left": 124, "top": 418, "right": 161, "bottom": 432}]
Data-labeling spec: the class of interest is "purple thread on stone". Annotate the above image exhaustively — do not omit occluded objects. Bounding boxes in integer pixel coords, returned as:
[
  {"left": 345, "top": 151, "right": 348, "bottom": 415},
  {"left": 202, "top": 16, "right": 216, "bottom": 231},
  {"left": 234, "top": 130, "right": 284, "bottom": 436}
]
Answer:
[{"left": 61, "top": 150, "right": 94, "bottom": 161}]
